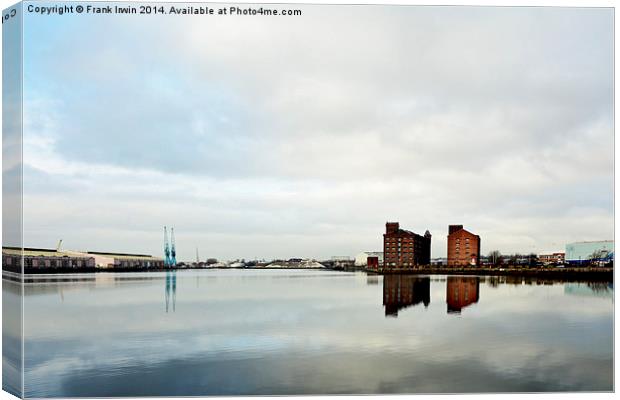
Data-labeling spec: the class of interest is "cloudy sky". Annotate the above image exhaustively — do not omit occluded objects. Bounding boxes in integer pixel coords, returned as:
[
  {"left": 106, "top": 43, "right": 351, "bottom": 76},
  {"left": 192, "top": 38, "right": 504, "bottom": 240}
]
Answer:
[{"left": 17, "top": 4, "right": 613, "bottom": 261}]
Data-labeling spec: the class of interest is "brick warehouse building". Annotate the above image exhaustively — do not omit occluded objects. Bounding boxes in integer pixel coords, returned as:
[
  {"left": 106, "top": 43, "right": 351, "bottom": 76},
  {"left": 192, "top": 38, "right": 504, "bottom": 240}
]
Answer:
[
  {"left": 447, "top": 225, "right": 481, "bottom": 266},
  {"left": 383, "top": 222, "right": 432, "bottom": 268}
]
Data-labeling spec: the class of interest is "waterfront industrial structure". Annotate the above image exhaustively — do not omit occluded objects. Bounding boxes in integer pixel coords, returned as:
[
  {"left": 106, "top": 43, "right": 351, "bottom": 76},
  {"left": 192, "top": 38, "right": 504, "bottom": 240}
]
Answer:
[
  {"left": 2, "top": 247, "right": 96, "bottom": 271},
  {"left": 565, "top": 241, "right": 613, "bottom": 265},
  {"left": 2, "top": 247, "right": 164, "bottom": 271},
  {"left": 85, "top": 251, "right": 164, "bottom": 269},
  {"left": 383, "top": 222, "right": 431, "bottom": 268},
  {"left": 163, "top": 226, "right": 177, "bottom": 268},
  {"left": 447, "top": 225, "right": 481, "bottom": 266}
]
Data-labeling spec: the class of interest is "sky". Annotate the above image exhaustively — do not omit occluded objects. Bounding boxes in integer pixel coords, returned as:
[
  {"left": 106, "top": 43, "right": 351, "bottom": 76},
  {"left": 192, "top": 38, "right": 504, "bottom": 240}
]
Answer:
[{"left": 13, "top": 4, "right": 614, "bottom": 261}]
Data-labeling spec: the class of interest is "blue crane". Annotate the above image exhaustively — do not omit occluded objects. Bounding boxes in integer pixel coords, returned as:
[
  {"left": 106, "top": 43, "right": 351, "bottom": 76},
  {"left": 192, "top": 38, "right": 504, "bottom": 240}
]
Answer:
[
  {"left": 170, "top": 227, "right": 177, "bottom": 267},
  {"left": 163, "top": 226, "right": 171, "bottom": 267}
]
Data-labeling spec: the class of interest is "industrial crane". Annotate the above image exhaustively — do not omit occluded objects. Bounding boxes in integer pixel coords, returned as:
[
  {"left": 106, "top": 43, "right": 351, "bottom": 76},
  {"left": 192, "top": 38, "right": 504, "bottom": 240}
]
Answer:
[
  {"left": 170, "top": 227, "right": 177, "bottom": 267},
  {"left": 163, "top": 226, "right": 171, "bottom": 267}
]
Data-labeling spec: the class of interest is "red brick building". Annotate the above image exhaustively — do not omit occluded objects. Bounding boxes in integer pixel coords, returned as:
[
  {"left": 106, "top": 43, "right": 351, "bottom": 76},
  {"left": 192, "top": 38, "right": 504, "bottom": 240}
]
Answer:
[
  {"left": 383, "top": 222, "right": 431, "bottom": 268},
  {"left": 367, "top": 256, "right": 380, "bottom": 270},
  {"left": 447, "top": 225, "right": 481, "bottom": 266},
  {"left": 539, "top": 252, "right": 565, "bottom": 265}
]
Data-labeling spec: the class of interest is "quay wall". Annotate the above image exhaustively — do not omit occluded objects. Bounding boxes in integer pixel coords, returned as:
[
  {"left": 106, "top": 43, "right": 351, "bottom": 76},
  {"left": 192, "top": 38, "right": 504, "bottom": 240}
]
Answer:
[{"left": 366, "top": 266, "right": 613, "bottom": 281}]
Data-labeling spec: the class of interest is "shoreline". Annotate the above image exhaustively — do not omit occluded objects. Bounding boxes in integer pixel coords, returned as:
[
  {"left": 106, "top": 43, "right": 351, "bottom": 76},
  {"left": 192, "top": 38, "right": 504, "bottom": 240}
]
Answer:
[
  {"left": 2, "top": 266, "right": 614, "bottom": 282},
  {"left": 365, "top": 266, "right": 613, "bottom": 281}
]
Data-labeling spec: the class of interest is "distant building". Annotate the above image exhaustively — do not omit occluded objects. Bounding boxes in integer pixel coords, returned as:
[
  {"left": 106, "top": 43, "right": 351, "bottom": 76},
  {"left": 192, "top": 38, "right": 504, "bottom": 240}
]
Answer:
[
  {"left": 354, "top": 251, "right": 383, "bottom": 266},
  {"left": 2, "top": 247, "right": 164, "bottom": 271},
  {"left": 431, "top": 257, "right": 448, "bottom": 266},
  {"left": 447, "top": 225, "right": 481, "bottom": 266},
  {"left": 367, "top": 256, "right": 380, "bottom": 270},
  {"left": 2, "top": 247, "right": 96, "bottom": 272},
  {"left": 329, "top": 256, "right": 355, "bottom": 269},
  {"left": 83, "top": 251, "right": 164, "bottom": 269},
  {"left": 383, "top": 222, "right": 431, "bottom": 268},
  {"left": 538, "top": 252, "right": 565, "bottom": 265},
  {"left": 446, "top": 276, "right": 479, "bottom": 314},
  {"left": 565, "top": 241, "right": 614, "bottom": 265}
]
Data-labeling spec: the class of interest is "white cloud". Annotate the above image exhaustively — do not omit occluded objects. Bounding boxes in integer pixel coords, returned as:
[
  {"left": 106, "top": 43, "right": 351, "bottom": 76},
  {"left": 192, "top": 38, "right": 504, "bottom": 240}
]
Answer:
[{"left": 20, "top": 6, "right": 613, "bottom": 260}]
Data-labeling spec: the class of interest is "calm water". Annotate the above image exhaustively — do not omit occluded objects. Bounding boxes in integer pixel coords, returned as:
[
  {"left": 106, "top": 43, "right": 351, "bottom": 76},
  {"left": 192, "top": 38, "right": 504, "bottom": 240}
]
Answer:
[{"left": 5, "top": 269, "right": 614, "bottom": 397}]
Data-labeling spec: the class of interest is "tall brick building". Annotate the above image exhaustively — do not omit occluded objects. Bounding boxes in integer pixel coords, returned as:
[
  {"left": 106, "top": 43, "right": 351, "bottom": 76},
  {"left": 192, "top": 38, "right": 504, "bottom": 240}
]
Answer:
[
  {"left": 383, "top": 222, "right": 431, "bottom": 268},
  {"left": 447, "top": 225, "right": 481, "bottom": 266}
]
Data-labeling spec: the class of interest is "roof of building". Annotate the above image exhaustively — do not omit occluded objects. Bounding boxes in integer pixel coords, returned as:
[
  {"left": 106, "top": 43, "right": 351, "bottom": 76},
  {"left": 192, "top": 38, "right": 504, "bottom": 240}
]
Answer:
[
  {"left": 2, "top": 247, "right": 91, "bottom": 258},
  {"left": 2, "top": 247, "right": 162, "bottom": 261},
  {"left": 447, "top": 226, "right": 479, "bottom": 238},
  {"left": 566, "top": 240, "right": 614, "bottom": 245},
  {"left": 86, "top": 252, "right": 162, "bottom": 261},
  {"left": 386, "top": 228, "right": 428, "bottom": 238}
]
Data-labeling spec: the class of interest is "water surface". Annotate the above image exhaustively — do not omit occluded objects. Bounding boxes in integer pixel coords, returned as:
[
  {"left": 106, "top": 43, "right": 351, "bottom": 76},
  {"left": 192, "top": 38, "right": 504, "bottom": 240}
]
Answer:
[{"left": 8, "top": 269, "right": 614, "bottom": 396}]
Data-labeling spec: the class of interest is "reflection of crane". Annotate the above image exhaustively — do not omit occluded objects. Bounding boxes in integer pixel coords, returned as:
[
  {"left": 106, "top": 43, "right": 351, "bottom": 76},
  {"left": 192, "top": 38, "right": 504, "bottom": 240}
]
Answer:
[
  {"left": 56, "top": 240, "right": 63, "bottom": 252},
  {"left": 165, "top": 270, "right": 177, "bottom": 313},
  {"left": 170, "top": 228, "right": 177, "bottom": 267}
]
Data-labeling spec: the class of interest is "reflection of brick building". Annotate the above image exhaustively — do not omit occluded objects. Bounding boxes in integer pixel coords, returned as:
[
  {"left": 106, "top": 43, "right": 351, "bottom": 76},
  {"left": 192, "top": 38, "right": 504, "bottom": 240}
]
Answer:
[
  {"left": 446, "top": 276, "right": 479, "bottom": 314},
  {"left": 447, "top": 225, "right": 481, "bottom": 266},
  {"left": 383, "top": 222, "right": 431, "bottom": 268},
  {"left": 383, "top": 275, "right": 430, "bottom": 317}
]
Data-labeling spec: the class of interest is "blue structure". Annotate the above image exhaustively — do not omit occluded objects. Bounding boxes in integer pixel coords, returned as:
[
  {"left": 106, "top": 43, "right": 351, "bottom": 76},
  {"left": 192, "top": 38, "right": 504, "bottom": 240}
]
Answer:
[
  {"left": 565, "top": 240, "right": 614, "bottom": 265},
  {"left": 163, "top": 226, "right": 172, "bottom": 267},
  {"left": 170, "top": 227, "right": 177, "bottom": 267}
]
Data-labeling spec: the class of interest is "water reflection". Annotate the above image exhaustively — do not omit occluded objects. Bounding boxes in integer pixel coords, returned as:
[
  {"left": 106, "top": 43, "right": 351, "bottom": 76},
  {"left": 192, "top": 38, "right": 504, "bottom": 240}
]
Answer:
[
  {"left": 9, "top": 270, "right": 615, "bottom": 396},
  {"left": 446, "top": 276, "right": 479, "bottom": 314},
  {"left": 2, "top": 279, "right": 22, "bottom": 397},
  {"left": 382, "top": 275, "right": 430, "bottom": 317},
  {"left": 165, "top": 270, "right": 177, "bottom": 313},
  {"left": 564, "top": 282, "right": 613, "bottom": 298}
]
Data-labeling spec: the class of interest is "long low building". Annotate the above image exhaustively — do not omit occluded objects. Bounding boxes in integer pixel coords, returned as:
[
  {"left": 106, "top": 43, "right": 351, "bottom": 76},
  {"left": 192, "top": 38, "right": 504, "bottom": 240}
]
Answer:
[
  {"left": 81, "top": 251, "right": 164, "bottom": 269},
  {"left": 2, "top": 247, "right": 96, "bottom": 271},
  {"left": 565, "top": 241, "right": 614, "bottom": 265},
  {"left": 2, "top": 247, "right": 164, "bottom": 271}
]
